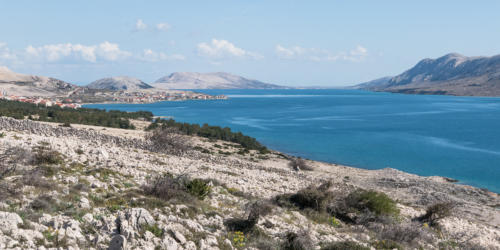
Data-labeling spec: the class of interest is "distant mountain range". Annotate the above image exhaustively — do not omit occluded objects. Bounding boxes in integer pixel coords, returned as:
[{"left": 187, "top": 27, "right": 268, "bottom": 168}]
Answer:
[
  {"left": 356, "top": 53, "right": 500, "bottom": 96},
  {"left": 87, "top": 77, "right": 154, "bottom": 91},
  {"left": 152, "top": 72, "right": 287, "bottom": 89},
  {"left": 1, "top": 69, "right": 286, "bottom": 97},
  {"left": 0, "top": 66, "right": 77, "bottom": 96}
]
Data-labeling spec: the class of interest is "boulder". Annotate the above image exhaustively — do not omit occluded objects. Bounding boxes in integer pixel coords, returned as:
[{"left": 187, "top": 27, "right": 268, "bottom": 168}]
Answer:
[
  {"left": 118, "top": 208, "right": 155, "bottom": 240},
  {"left": 109, "top": 234, "right": 127, "bottom": 250}
]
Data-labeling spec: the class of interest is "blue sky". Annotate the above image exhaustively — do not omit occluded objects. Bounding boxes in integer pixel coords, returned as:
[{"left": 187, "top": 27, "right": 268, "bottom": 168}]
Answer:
[{"left": 1, "top": 1, "right": 499, "bottom": 86}]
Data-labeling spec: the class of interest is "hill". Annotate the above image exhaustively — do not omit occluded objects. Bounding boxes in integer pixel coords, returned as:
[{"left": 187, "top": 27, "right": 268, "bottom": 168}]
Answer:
[
  {"left": 0, "top": 66, "right": 77, "bottom": 96},
  {"left": 356, "top": 53, "right": 500, "bottom": 96},
  {"left": 153, "top": 72, "right": 287, "bottom": 89},
  {"left": 87, "top": 76, "right": 154, "bottom": 91},
  {"left": 0, "top": 116, "right": 498, "bottom": 249}
]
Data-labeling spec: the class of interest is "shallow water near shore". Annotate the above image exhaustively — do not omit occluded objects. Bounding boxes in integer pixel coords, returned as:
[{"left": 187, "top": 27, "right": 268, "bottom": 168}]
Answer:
[{"left": 85, "top": 89, "right": 500, "bottom": 193}]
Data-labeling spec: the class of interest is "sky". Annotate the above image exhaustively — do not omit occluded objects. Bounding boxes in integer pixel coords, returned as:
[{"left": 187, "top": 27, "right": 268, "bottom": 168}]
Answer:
[{"left": 1, "top": 1, "right": 499, "bottom": 87}]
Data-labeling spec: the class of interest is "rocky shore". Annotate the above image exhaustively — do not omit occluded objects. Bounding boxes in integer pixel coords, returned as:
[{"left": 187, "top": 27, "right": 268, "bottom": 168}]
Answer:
[{"left": 0, "top": 117, "right": 498, "bottom": 249}]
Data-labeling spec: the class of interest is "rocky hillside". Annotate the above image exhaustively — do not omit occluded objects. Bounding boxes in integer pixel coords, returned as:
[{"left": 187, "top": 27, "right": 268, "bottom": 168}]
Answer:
[
  {"left": 356, "top": 53, "right": 500, "bottom": 96},
  {"left": 153, "top": 72, "right": 287, "bottom": 89},
  {"left": 0, "top": 117, "right": 498, "bottom": 249},
  {"left": 0, "top": 66, "right": 78, "bottom": 96},
  {"left": 87, "top": 76, "right": 154, "bottom": 91}
]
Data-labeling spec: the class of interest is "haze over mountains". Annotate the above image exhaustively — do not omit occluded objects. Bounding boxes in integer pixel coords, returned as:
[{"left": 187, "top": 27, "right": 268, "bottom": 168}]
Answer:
[
  {"left": 153, "top": 72, "right": 287, "bottom": 89},
  {"left": 356, "top": 53, "right": 500, "bottom": 96}
]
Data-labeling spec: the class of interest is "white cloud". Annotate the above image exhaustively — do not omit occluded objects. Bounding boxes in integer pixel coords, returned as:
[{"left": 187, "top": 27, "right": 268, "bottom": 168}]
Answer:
[
  {"left": 0, "top": 43, "right": 17, "bottom": 61},
  {"left": 135, "top": 19, "right": 147, "bottom": 31},
  {"left": 139, "top": 49, "right": 185, "bottom": 62},
  {"left": 24, "top": 42, "right": 131, "bottom": 63},
  {"left": 275, "top": 44, "right": 368, "bottom": 62},
  {"left": 197, "top": 39, "right": 262, "bottom": 59},
  {"left": 156, "top": 23, "right": 171, "bottom": 31}
]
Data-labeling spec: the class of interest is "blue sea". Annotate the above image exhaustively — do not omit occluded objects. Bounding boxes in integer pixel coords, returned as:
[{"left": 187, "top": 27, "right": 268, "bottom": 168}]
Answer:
[{"left": 85, "top": 89, "right": 500, "bottom": 193}]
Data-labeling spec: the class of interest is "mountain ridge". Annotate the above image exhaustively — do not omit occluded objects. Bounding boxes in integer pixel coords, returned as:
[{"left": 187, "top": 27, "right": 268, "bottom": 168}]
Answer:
[
  {"left": 0, "top": 66, "right": 78, "bottom": 96},
  {"left": 87, "top": 76, "right": 154, "bottom": 91},
  {"left": 356, "top": 53, "right": 500, "bottom": 96},
  {"left": 153, "top": 72, "right": 287, "bottom": 89}
]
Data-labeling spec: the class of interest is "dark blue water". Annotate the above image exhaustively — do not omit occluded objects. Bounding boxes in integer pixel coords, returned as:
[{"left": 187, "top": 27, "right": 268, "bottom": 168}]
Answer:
[{"left": 85, "top": 89, "right": 500, "bottom": 193}]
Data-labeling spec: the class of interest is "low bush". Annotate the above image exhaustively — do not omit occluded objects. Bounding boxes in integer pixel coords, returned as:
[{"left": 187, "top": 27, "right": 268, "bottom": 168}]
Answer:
[
  {"left": 31, "top": 145, "right": 64, "bottom": 166},
  {"left": 142, "top": 174, "right": 212, "bottom": 203},
  {"left": 186, "top": 179, "right": 211, "bottom": 200},
  {"left": 281, "top": 231, "right": 314, "bottom": 250},
  {"left": 225, "top": 200, "right": 274, "bottom": 233},
  {"left": 321, "top": 241, "right": 370, "bottom": 250},
  {"left": 146, "top": 127, "right": 191, "bottom": 155},
  {"left": 345, "top": 190, "right": 399, "bottom": 217},
  {"left": 372, "top": 239, "right": 403, "bottom": 250},
  {"left": 21, "top": 167, "right": 56, "bottom": 189},
  {"left": 288, "top": 157, "right": 313, "bottom": 171},
  {"left": 276, "top": 182, "right": 333, "bottom": 212},
  {"left": 418, "top": 202, "right": 454, "bottom": 226}
]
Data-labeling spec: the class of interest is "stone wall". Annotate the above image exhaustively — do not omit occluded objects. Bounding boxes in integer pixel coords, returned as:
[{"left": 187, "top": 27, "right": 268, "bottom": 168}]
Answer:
[{"left": 0, "top": 117, "right": 147, "bottom": 149}]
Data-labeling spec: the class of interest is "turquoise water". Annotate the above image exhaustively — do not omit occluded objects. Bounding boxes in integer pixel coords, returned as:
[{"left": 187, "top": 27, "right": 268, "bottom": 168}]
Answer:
[{"left": 85, "top": 89, "right": 500, "bottom": 193}]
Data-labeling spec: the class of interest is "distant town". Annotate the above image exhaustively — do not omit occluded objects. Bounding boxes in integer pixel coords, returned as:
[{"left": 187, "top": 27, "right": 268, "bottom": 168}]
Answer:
[{"left": 0, "top": 89, "right": 227, "bottom": 109}]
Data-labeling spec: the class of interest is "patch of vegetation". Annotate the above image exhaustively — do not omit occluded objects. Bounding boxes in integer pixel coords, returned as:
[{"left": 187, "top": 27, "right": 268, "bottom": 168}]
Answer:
[
  {"left": 142, "top": 173, "right": 212, "bottom": 204},
  {"left": 0, "top": 99, "right": 153, "bottom": 129},
  {"left": 344, "top": 190, "right": 400, "bottom": 217},
  {"left": 288, "top": 157, "right": 313, "bottom": 171},
  {"left": 186, "top": 179, "right": 212, "bottom": 200},
  {"left": 276, "top": 182, "right": 333, "bottom": 212},
  {"left": 372, "top": 239, "right": 403, "bottom": 250},
  {"left": 225, "top": 200, "right": 274, "bottom": 233},
  {"left": 142, "top": 223, "right": 164, "bottom": 238},
  {"left": 146, "top": 127, "right": 191, "bottom": 155},
  {"left": 0, "top": 132, "right": 5, "bottom": 138},
  {"left": 281, "top": 231, "right": 314, "bottom": 250},
  {"left": 31, "top": 144, "right": 64, "bottom": 166},
  {"left": 146, "top": 118, "right": 269, "bottom": 152},
  {"left": 418, "top": 202, "right": 454, "bottom": 226},
  {"left": 320, "top": 241, "right": 370, "bottom": 250}
]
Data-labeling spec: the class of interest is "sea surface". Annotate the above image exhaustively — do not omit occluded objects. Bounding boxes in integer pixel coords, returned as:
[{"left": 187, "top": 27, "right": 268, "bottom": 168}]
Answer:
[{"left": 85, "top": 89, "right": 500, "bottom": 193}]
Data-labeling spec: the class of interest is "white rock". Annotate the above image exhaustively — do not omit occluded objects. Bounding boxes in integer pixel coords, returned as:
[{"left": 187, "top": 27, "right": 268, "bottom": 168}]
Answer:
[
  {"left": 0, "top": 211, "right": 23, "bottom": 233},
  {"left": 79, "top": 196, "right": 91, "bottom": 209},
  {"left": 171, "top": 230, "right": 186, "bottom": 244}
]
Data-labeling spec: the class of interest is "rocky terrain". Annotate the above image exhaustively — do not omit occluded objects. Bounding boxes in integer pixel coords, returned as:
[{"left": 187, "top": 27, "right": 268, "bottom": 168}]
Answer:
[
  {"left": 356, "top": 53, "right": 500, "bottom": 96},
  {"left": 0, "top": 117, "right": 499, "bottom": 249},
  {"left": 0, "top": 66, "right": 78, "bottom": 97},
  {"left": 87, "top": 77, "right": 154, "bottom": 91},
  {"left": 153, "top": 72, "right": 287, "bottom": 89}
]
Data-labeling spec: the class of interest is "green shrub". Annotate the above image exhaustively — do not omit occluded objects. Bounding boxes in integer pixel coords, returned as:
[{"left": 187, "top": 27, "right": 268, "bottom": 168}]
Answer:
[
  {"left": 186, "top": 179, "right": 211, "bottom": 200},
  {"left": 143, "top": 224, "right": 163, "bottom": 237},
  {"left": 321, "top": 241, "right": 370, "bottom": 250},
  {"left": 0, "top": 132, "right": 5, "bottom": 138},
  {"left": 346, "top": 190, "right": 399, "bottom": 217}
]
